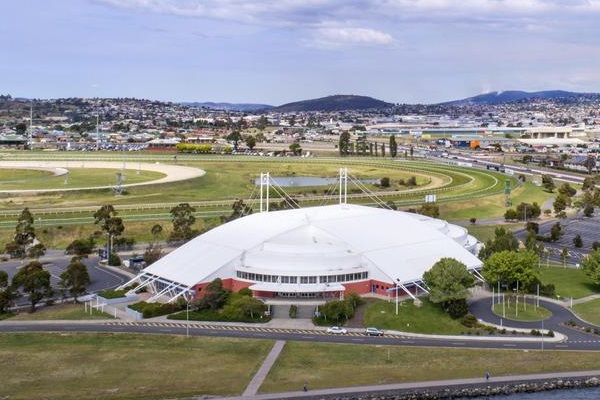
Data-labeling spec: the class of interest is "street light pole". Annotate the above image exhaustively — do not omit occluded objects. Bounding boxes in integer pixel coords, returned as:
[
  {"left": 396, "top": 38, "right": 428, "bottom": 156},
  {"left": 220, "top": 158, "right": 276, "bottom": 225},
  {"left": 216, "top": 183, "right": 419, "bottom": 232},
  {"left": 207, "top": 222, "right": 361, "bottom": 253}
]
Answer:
[
  {"left": 185, "top": 292, "right": 190, "bottom": 338},
  {"left": 395, "top": 285, "right": 398, "bottom": 315}
]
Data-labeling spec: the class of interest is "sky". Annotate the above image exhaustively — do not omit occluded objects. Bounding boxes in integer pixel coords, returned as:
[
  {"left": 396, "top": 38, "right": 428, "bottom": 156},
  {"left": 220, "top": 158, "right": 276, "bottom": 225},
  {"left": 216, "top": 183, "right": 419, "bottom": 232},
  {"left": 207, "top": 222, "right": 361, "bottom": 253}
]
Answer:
[{"left": 2, "top": 0, "right": 600, "bottom": 106}]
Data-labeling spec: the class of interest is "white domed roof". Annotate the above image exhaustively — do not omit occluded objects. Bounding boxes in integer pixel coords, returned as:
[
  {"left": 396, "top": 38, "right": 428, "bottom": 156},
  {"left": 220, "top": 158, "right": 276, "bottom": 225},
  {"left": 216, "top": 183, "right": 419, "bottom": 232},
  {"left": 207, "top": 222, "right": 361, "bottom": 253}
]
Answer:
[{"left": 140, "top": 203, "right": 482, "bottom": 291}]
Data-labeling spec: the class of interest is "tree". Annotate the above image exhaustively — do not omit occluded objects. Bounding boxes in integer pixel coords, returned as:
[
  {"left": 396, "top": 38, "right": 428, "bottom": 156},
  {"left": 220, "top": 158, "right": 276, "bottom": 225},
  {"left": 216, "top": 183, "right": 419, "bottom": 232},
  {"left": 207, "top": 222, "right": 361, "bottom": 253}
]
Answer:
[
  {"left": 221, "top": 199, "right": 253, "bottom": 223},
  {"left": 59, "top": 257, "right": 91, "bottom": 302},
  {"left": 15, "top": 122, "right": 27, "bottom": 135},
  {"left": 541, "top": 174, "right": 555, "bottom": 193},
  {"left": 549, "top": 222, "right": 563, "bottom": 241},
  {"left": 482, "top": 250, "right": 539, "bottom": 291},
  {"left": 338, "top": 131, "right": 351, "bottom": 156},
  {"left": 65, "top": 236, "right": 96, "bottom": 257},
  {"left": 143, "top": 242, "right": 164, "bottom": 265},
  {"left": 478, "top": 227, "right": 520, "bottom": 260},
  {"left": 558, "top": 182, "right": 577, "bottom": 198},
  {"left": 574, "top": 234, "right": 583, "bottom": 248},
  {"left": 93, "top": 205, "right": 124, "bottom": 255},
  {"left": 0, "top": 270, "right": 16, "bottom": 314},
  {"left": 418, "top": 202, "right": 440, "bottom": 218},
  {"left": 582, "top": 249, "right": 600, "bottom": 285},
  {"left": 289, "top": 142, "right": 302, "bottom": 155},
  {"left": 553, "top": 194, "right": 569, "bottom": 215},
  {"left": 12, "top": 260, "right": 52, "bottom": 312},
  {"left": 389, "top": 134, "right": 397, "bottom": 157},
  {"left": 4, "top": 208, "right": 45, "bottom": 259},
  {"left": 169, "top": 203, "right": 197, "bottom": 242},
  {"left": 380, "top": 177, "right": 390, "bottom": 187},
  {"left": 194, "top": 278, "right": 230, "bottom": 311},
  {"left": 226, "top": 130, "right": 242, "bottom": 150},
  {"left": 422, "top": 258, "right": 475, "bottom": 318},
  {"left": 245, "top": 135, "right": 257, "bottom": 150},
  {"left": 150, "top": 224, "right": 163, "bottom": 240}
]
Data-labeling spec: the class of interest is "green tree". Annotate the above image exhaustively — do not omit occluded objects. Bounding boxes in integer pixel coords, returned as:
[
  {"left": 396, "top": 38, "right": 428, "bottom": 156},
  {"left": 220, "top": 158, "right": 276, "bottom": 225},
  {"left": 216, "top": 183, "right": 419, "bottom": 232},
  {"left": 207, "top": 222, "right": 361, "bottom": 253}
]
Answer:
[
  {"left": 169, "top": 203, "right": 197, "bottom": 242},
  {"left": 4, "top": 208, "right": 45, "bottom": 259},
  {"left": 195, "top": 278, "right": 230, "bottom": 311},
  {"left": 423, "top": 258, "right": 475, "bottom": 318},
  {"left": 12, "top": 260, "right": 52, "bottom": 312},
  {"left": 574, "top": 234, "right": 583, "bottom": 248},
  {"left": 549, "top": 222, "right": 563, "bottom": 241},
  {"left": 0, "top": 270, "right": 16, "bottom": 314},
  {"left": 143, "top": 242, "right": 164, "bottom": 265},
  {"left": 151, "top": 224, "right": 163, "bottom": 241},
  {"left": 478, "top": 227, "right": 520, "bottom": 260},
  {"left": 482, "top": 250, "right": 539, "bottom": 291},
  {"left": 93, "top": 205, "right": 124, "bottom": 255},
  {"left": 15, "top": 122, "right": 27, "bottom": 135},
  {"left": 65, "top": 236, "right": 96, "bottom": 257},
  {"left": 221, "top": 199, "right": 253, "bottom": 223},
  {"left": 338, "top": 131, "right": 351, "bottom": 156},
  {"left": 581, "top": 249, "right": 600, "bottom": 285},
  {"left": 226, "top": 130, "right": 242, "bottom": 150},
  {"left": 59, "top": 257, "right": 91, "bottom": 302},
  {"left": 558, "top": 182, "right": 577, "bottom": 197},
  {"left": 553, "top": 194, "right": 569, "bottom": 215},
  {"left": 289, "top": 142, "right": 302, "bottom": 155},
  {"left": 417, "top": 202, "right": 439, "bottom": 218},
  {"left": 542, "top": 174, "right": 555, "bottom": 193},
  {"left": 389, "top": 134, "right": 397, "bottom": 157},
  {"left": 245, "top": 135, "right": 257, "bottom": 150}
]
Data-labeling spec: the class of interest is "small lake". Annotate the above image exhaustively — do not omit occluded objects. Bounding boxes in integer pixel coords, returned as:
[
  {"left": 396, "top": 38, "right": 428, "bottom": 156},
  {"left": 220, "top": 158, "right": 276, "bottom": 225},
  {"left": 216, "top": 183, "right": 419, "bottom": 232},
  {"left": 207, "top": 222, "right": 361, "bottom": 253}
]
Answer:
[{"left": 253, "top": 176, "right": 378, "bottom": 187}]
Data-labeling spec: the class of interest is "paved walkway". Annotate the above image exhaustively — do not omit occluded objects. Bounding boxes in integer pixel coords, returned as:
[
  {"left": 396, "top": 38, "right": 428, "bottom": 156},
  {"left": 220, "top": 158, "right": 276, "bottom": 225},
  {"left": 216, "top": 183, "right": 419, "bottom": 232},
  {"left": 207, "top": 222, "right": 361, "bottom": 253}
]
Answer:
[
  {"left": 242, "top": 340, "right": 286, "bottom": 397},
  {"left": 216, "top": 370, "right": 600, "bottom": 400}
]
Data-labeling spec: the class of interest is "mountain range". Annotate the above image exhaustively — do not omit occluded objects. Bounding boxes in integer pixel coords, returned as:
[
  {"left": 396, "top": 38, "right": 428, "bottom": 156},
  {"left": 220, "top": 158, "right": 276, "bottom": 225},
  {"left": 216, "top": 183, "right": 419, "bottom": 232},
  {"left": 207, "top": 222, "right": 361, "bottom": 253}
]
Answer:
[{"left": 185, "top": 90, "right": 600, "bottom": 112}]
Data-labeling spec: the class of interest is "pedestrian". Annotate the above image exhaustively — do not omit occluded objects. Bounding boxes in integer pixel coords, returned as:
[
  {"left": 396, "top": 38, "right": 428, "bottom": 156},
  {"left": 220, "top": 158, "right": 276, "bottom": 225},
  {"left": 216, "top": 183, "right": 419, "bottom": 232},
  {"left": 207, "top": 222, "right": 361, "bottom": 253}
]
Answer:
[
  {"left": 303, "top": 383, "right": 308, "bottom": 392},
  {"left": 485, "top": 371, "right": 490, "bottom": 381}
]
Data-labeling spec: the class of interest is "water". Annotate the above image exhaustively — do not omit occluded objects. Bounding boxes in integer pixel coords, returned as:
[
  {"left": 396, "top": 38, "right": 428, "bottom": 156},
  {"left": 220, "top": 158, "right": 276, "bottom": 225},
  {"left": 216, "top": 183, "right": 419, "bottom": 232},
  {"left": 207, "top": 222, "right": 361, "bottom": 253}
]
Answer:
[
  {"left": 253, "top": 176, "right": 378, "bottom": 187},
  {"left": 455, "top": 386, "right": 600, "bottom": 399}
]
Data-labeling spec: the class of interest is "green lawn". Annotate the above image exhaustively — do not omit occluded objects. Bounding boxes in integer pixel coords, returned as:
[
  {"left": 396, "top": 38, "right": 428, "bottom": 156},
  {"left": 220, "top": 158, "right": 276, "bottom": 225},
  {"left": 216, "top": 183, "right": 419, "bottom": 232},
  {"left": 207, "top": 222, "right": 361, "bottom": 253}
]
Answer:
[
  {"left": 537, "top": 265, "right": 599, "bottom": 300},
  {"left": 363, "top": 297, "right": 475, "bottom": 335},
  {"left": 3, "top": 332, "right": 600, "bottom": 399},
  {"left": 7, "top": 303, "right": 113, "bottom": 320},
  {"left": 573, "top": 298, "right": 600, "bottom": 325},
  {"left": 492, "top": 299, "right": 552, "bottom": 321},
  {"left": 0, "top": 333, "right": 273, "bottom": 400},
  {"left": 262, "top": 342, "right": 600, "bottom": 394}
]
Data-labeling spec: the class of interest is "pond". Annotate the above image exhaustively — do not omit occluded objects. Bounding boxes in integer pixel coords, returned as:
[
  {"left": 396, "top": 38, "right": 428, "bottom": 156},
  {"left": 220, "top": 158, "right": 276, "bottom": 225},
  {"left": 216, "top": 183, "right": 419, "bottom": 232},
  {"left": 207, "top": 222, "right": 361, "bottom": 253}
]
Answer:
[{"left": 253, "top": 176, "right": 378, "bottom": 187}]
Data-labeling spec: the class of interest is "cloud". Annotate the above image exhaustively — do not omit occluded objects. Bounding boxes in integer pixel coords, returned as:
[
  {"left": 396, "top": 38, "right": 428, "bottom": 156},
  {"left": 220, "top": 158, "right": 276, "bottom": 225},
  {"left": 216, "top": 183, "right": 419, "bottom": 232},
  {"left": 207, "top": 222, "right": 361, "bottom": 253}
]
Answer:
[{"left": 309, "top": 27, "right": 393, "bottom": 48}]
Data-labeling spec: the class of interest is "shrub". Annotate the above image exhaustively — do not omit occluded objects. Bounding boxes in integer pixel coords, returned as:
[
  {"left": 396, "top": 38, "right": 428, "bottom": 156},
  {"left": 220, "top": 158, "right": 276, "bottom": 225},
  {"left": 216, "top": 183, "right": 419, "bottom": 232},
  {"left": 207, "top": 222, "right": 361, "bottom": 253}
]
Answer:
[
  {"left": 461, "top": 313, "right": 479, "bottom": 328},
  {"left": 108, "top": 253, "right": 121, "bottom": 266},
  {"left": 128, "top": 301, "right": 184, "bottom": 318},
  {"left": 289, "top": 305, "right": 298, "bottom": 318},
  {"left": 97, "top": 288, "right": 128, "bottom": 299}
]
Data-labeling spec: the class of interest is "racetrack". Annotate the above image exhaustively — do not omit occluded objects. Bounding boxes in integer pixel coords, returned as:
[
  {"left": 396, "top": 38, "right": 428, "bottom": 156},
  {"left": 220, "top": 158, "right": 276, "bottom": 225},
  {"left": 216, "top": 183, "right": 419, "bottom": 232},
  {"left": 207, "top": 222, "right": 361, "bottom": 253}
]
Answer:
[{"left": 0, "top": 160, "right": 205, "bottom": 193}]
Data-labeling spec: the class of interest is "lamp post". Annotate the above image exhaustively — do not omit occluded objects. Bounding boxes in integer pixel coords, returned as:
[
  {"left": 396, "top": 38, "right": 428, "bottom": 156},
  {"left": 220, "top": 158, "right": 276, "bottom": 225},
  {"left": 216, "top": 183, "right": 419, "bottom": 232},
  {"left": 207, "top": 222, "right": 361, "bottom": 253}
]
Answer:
[
  {"left": 184, "top": 291, "right": 192, "bottom": 338},
  {"left": 395, "top": 279, "right": 400, "bottom": 315}
]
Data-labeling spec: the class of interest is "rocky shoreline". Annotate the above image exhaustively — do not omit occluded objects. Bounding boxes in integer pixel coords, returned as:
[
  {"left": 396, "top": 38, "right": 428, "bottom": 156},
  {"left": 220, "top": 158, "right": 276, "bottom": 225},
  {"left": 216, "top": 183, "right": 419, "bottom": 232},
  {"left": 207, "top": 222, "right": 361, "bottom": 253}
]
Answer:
[{"left": 304, "top": 376, "right": 600, "bottom": 400}]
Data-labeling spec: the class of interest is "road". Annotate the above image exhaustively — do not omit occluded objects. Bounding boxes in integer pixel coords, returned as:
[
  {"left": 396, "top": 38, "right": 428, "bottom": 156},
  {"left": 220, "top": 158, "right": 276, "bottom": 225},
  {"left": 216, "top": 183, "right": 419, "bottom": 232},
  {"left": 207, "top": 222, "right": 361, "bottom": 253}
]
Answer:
[{"left": 2, "top": 296, "right": 600, "bottom": 351}]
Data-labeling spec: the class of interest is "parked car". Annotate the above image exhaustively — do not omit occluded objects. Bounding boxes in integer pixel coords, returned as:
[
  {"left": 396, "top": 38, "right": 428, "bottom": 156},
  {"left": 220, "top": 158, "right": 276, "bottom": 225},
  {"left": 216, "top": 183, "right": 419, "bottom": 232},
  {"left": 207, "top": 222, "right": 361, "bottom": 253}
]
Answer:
[
  {"left": 365, "top": 327, "right": 384, "bottom": 336},
  {"left": 326, "top": 326, "right": 348, "bottom": 335}
]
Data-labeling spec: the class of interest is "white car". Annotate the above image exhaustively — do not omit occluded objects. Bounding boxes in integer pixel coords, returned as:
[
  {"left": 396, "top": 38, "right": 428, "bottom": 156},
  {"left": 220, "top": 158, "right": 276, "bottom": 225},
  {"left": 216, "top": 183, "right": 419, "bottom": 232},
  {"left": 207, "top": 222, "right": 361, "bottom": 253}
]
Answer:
[
  {"left": 365, "top": 327, "right": 385, "bottom": 336},
  {"left": 326, "top": 326, "right": 348, "bottom": 335}
]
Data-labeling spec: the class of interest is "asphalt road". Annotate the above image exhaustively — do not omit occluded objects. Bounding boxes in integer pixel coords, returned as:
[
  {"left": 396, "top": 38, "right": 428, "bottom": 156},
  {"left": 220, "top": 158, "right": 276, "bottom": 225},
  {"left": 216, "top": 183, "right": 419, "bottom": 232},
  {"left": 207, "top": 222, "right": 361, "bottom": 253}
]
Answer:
[{"left": 2, "top": 298, "right": 600, "bottom": 351}]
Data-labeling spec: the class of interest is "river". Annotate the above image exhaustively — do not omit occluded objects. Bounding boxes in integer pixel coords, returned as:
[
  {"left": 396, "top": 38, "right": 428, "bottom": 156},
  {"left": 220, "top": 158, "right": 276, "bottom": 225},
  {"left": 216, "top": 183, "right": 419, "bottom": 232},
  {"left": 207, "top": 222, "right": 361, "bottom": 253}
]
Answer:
[{"left": 456, "top": 386, "right": 600, "bottom": 399}]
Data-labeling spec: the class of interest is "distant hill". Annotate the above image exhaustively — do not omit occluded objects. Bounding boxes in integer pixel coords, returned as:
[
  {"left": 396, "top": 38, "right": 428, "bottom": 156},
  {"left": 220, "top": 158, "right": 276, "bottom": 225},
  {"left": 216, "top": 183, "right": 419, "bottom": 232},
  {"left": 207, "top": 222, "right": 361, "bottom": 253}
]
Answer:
[
  {"left": 440, "top": 90, "right": 600, "bottom": 105},
  {"left": 182, "top": 102, "right": 274, "bottom": 112},
  {"left": 273, "top": 95, "right": 394, "bottom": 112}
]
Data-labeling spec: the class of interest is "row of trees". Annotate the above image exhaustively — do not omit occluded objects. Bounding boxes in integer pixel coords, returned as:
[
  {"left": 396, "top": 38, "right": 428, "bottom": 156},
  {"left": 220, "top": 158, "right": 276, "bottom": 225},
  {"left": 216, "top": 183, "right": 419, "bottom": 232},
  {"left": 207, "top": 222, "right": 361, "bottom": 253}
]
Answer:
[
  {"left": 339, "top": 132, "right": 406, "bottom": 158},
  {"left": 0, "top": 257, "right": 90, "bottom": 313}
]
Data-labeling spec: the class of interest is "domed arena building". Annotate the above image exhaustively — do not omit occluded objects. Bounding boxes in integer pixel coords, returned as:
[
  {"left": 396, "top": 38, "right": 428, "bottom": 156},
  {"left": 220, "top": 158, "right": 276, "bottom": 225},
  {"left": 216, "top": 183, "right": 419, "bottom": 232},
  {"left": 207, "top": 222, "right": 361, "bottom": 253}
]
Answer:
[{"left": 121, "top": 200, "right": 483, "bottom": 305}]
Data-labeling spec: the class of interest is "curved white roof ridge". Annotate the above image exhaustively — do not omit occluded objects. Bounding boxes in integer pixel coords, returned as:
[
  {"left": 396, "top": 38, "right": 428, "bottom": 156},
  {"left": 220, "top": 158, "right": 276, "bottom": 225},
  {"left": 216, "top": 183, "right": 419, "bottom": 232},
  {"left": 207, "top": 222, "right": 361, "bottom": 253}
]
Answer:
[{"left": 139, "top": 203, "right": 482, "bottom": 288}]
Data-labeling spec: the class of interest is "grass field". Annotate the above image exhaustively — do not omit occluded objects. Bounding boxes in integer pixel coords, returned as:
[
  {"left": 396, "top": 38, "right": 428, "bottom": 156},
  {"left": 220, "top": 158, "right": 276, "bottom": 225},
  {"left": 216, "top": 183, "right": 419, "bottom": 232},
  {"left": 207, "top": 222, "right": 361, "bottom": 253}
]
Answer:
[
  {"left": 573, "top": 298, "right": 600, "bottom": 325},
  {"left": 537, "top": 265, "right": 599, "bottom": 300},
  {"left": 3, "top": 332, "right": 600, "bottom": 399},
  {"left": 492, "top": 299, "right": 552, "bottom": 321},
  {"left": 6, "top": 303, "right": 113, "bottom": 320}
]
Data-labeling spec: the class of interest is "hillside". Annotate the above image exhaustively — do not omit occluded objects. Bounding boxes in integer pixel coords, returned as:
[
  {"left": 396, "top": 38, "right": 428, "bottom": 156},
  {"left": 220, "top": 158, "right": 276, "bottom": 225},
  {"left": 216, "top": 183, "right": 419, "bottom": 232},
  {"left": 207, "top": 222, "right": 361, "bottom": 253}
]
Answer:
[
  {"left": 273, "top": 95, "right": 394, "bottom": 112},
  {"left": 440, "top": 90, "right": 600, "bottom": 106}
]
